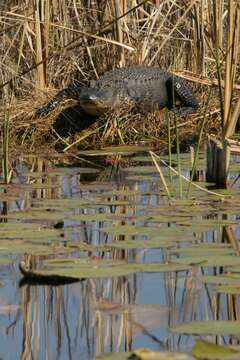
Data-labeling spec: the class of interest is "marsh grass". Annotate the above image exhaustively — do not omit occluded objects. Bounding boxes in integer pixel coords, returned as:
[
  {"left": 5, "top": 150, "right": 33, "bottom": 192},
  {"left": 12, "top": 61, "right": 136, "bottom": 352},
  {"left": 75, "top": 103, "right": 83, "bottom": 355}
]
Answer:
[
  {"left": 0, "top": 1, "right": 239, "bottom": 150},
  {"left": 1, "top": 108, "right": 10, "bottom": 183}
]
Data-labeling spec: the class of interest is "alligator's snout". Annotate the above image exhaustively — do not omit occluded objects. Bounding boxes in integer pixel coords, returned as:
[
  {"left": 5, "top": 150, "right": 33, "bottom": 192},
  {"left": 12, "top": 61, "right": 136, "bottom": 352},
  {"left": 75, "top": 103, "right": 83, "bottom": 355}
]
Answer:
[{"left": 79, "top": 88, "right": 120, "bottom": 116}]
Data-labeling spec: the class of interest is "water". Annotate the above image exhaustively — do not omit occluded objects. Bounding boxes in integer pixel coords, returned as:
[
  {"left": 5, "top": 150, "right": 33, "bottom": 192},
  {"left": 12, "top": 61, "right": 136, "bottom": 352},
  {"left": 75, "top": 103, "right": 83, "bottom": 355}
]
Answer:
[{"left": 0, "top": 151, "right": 240, "bottom": 360}]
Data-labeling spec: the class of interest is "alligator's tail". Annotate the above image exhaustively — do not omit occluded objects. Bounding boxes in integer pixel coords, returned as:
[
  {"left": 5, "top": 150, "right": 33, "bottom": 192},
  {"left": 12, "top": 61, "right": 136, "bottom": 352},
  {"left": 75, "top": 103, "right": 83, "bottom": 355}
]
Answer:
[{"left": 36, "top": 86, "right": 82, "bottom": 117}]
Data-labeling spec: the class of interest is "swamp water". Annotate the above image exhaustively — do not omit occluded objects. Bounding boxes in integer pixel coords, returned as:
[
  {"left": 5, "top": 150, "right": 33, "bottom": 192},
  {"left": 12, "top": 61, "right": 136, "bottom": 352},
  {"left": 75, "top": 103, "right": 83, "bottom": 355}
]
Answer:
[{"left": 1, "top": 146, "right": 240, "bottom": 359}]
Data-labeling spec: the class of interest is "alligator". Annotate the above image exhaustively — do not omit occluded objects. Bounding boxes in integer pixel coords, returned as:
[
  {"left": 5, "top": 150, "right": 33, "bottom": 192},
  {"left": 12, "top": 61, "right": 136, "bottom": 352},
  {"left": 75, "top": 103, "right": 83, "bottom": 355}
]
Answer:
[{"left": 36, "top": 65, "right": 198, "bottom": 117}]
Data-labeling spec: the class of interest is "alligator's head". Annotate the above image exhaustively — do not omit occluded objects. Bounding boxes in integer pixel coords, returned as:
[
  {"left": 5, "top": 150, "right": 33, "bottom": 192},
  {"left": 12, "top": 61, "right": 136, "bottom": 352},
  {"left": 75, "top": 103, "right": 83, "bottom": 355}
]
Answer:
[{"left": 79, "top": 88, "right": 121, "bottom": 116}]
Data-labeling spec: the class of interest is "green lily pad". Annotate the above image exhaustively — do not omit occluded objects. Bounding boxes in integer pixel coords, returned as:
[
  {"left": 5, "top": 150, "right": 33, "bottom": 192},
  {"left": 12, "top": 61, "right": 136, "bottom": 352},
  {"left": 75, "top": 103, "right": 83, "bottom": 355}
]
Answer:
[
  {"left": 196, "top": 274, "right": 240, "bottom": 285},
  {"left": 78, "top": 145, "right": 150, "bottom": 156},
  {"left": 98, "top": 349, "right": 195, "bottom": 360},
  {"left": 141, "top": 263, "right": 191, "bottom": 273},
  {"left": 96, "top": 353, "right": 131, "bottom": 360},
  {"left": 126, "top": 175, "right": 160, "bottom": 182},
  {"left": 110, "top": 239, "right": 176, "bottom": 249},
  {"left": 122, "top": 166, "right": 158, "bottom": 174},
  {"left": 101, "top": 225, "right": 189, "bottom": 236},
  {"left": 34, "top": 198, "right": 129, "bottom": 210},
  {"left": 0, "top": 240, "right": 62, "bottom": 255},
  {"left": 34, "top": 258, "right": 191, "bottom": 280},
  {"left": 0, "top": 222, "right": 62, "bottom": 242},
  {"left": 42, "top": 258, "right": 139, "bottom": 278},
  {"left": 0, "top": 257, "right": 12, "bottom": 266},
  {"left": 171, "top": 321, "right": 240, "bottom": 335},
  {"left": 69, "top": 213, "right": 112, "bottom": 222},
  {"left": 170, "top": 246, "right": 235, "bottom": 257},
  {"left": 3, "top": 210, "right": 64, "bottom": 221},
  {"left": 215, "top": 285, "right": 240, "bottom": 294},
  {"left": 173, "top": 255, "right": 240, "bottom": 267},
  {"left": 192, "top": 340, "right": 240, "bottom": 359}
]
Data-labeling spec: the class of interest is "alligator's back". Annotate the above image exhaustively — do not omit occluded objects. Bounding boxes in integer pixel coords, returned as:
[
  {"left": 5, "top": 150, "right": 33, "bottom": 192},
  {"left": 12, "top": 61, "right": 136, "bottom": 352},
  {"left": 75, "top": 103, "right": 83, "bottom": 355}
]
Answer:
[{"left": 90, "top": 66, "right": 169, "bottom": 111}]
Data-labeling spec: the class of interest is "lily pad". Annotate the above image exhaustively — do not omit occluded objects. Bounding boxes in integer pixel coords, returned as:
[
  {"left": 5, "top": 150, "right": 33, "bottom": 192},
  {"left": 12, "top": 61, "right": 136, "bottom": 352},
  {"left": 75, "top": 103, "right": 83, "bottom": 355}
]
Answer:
[
  {"left": 0, "top": 257, "right": 12, "bottom": 266},
  {"left": 173, "top": 255, "right": 240, "bottom": 267},
  {"left": 110, "top": 239, "right": 176, "bottom": 249},
  {"left": 42, "top": 258, "right": 139, "bottom": 278},
  {"left": 215, "top": 285, "right": 240, "bottom": 294},
  {"left": 78, "top": 145, "right": 150, "bottom": 156},
  {"left": 192, "top": 340, "right": 240, "bottom": 359},
  {"left": 101, "top": 225, "right": 189, "bottom": 236},
  {"left": 97, "top": 350, "right": 194, "bottom": 360},
  {"left": 196, "top": 274, "right": 240, "bottom": 285},
  {"left": 30, "top": 258, "right": 192, "bottom": 280},
  {"left": 170, "top": 246, "right": 235, "bottom": 257},
  {"left": 171, "top": 321, "right": 240, "bottom": 335}
]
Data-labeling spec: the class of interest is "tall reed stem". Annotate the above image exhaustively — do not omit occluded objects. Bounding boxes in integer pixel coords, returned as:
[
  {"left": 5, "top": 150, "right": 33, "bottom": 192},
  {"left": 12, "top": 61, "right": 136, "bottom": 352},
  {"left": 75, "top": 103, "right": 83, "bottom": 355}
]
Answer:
[{"left": 2, "top": 107, "right": 10, "bottom": 184}]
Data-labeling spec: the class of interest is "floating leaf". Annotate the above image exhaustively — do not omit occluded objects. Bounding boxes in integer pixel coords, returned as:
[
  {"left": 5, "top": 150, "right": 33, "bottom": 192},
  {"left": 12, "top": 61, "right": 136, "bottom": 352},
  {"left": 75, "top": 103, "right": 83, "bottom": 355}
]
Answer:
[
  {"left": 78, "top": 145, "right": 150, "bottom": 156},
  {"left": 170, "top": 246, "right": 235, "bottom": 257},
  {"left": 42, "top": 258, "right": 139, "bottom": 278},
  {"left": 196, "top": 275, "right": 240, "bottom": 285},
  {"left": 178, "top": 219, "right": 238, "bottom": 228},
  {"left": 99, "top": 348, "right": 196, "bottom": 360},
  {"left": 3, "top": 210, "right": 64, "bottom": 221},
  {"left": 171, "top": 321, "right": 240, "bottom": 335},
  {"left": 215, "top": 285, "right": 240, "bottom": 294},
  {"left": 100, "top": 225, "right": 156, "bottom": 236},
  {"left": 122, "top": 166, "right": 158, "bottom": 174},
  {"left": 96, "top": 353, "right": 130, "bottom": 360},
  {"left": 141, "top": 263, "right": 191, "bottom": 273},
  {"left": 34, "top": 198, "right": 129, "bottom": 210},
  {"left": 126, "top": 175, "right": 160, "bottom": 182},
  {"left": 32, "top": 258, "right": 192, "bottom": 280},
  {"left": 173, "top": 255, "right": 240, "bottom": 267},
  {"left": 0, "top": 257, "right": 12, "bottom": 266},
  {"left": 192, "top": 340, "right": 240, "bottom": 359},
  {"left": 131, "top": 155, "right": 153, "bottom": 162},
  {"left": 0, "top": 225, "right": 62, "bottom": 241},
  {"left": 69, "top": 213, "right": 112, "bottom": 222},
  {"left": 101, "top": 225, "right": 189, "bottom": 236},
  {"left": 110, "top": 239, "right": 176, "bottom": 249},
  {"left": 0, "top": 240, "right": 65, "bottom": 255}
]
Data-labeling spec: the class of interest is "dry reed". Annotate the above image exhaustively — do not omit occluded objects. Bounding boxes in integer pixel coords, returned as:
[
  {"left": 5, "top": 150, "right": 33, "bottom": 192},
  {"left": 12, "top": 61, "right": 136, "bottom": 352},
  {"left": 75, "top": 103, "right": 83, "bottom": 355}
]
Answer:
[{"left": 0, "top": 1, "right": 239, "bottom": 150}]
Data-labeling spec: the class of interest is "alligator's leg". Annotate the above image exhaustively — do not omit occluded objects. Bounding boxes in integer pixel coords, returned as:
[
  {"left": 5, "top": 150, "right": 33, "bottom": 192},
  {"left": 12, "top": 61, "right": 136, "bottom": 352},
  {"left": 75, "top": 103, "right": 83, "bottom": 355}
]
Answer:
[
  {"left": 166, "top": 76, "right": 199, "bottom": 115},
  {"left": 36, "top": 86, "right": 83, "bottom": 117}
]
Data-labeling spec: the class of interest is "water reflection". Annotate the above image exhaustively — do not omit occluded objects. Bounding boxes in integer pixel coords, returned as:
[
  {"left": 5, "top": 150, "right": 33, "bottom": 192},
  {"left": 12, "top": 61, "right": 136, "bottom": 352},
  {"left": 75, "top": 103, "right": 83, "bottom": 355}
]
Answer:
[{"left": 0, "top": 154, "right": 240, "bottom": 359}]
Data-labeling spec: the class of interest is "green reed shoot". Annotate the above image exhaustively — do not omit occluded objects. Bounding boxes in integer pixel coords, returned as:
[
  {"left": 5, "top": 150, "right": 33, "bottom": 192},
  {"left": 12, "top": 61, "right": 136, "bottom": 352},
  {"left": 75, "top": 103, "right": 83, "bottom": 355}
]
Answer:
[{"left": 187, "top": 88, "right": 212, "bottom": 197}]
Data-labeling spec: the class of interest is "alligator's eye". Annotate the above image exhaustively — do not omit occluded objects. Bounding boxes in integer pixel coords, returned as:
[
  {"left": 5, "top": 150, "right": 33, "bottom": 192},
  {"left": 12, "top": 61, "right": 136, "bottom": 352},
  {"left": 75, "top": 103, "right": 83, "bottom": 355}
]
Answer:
[{"left": 176, "top": 83, "right": 181, "bottom": 89}]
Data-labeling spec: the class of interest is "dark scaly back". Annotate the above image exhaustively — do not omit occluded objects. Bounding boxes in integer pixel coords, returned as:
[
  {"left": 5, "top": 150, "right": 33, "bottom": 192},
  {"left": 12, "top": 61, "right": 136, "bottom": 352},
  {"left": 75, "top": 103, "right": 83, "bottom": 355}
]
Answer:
[{"left": 91, "top": 66, "right": 170, "bottom": 110}]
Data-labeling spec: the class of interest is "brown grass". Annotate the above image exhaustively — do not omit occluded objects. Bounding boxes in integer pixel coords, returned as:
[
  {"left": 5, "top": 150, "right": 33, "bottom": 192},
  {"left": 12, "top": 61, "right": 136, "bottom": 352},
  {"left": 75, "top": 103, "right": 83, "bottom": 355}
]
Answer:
[{"left": 0, "top": 1, "right": 239, "bottom": 152}]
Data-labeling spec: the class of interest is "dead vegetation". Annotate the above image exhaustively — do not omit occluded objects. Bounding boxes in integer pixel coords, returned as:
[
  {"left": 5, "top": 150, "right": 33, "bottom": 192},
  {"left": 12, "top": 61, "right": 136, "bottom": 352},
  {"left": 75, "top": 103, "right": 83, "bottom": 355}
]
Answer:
[{"left": 0, "top": 1, "right": 239, "bottom": 151}]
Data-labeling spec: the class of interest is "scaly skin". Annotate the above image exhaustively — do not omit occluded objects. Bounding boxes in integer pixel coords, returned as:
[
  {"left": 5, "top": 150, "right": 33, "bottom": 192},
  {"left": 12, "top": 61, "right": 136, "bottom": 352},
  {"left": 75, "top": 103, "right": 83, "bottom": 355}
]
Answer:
[{"left": 36, "top": 65, "right": 198, "bottom": 117}]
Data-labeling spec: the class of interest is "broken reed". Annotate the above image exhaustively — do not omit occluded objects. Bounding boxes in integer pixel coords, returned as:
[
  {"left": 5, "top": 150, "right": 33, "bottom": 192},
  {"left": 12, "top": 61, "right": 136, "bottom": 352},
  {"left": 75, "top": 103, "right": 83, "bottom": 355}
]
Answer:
[{"left": 204, "top": 1, "right": 240, "bottom": 186}]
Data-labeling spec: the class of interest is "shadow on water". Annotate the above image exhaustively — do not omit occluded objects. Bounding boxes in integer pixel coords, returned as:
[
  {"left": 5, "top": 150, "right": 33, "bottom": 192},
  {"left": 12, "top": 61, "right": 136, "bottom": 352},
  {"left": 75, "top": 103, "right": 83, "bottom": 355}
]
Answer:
[{"left": 1, "top": 151, "right": 240, "bottom": 359}]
